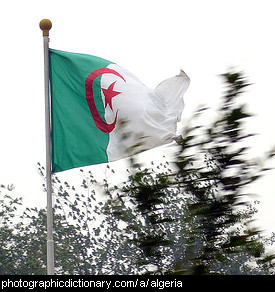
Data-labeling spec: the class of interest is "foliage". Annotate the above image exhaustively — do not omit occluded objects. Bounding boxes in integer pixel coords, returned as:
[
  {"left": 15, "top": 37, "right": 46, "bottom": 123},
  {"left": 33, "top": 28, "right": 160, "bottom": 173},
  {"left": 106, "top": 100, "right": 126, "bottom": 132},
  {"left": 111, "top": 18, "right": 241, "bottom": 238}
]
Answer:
[
  {"left": 165, "top": 71, "right": 275, "bottom": 274},
  {"left": 0, "top": 184, "right": 22, "bottom": 274},
  {"left": 111, "top": 71, "right": 275, "bottom": 274},
  {"left": 102, "top": 71, "right": 274, "bottom": 275}
]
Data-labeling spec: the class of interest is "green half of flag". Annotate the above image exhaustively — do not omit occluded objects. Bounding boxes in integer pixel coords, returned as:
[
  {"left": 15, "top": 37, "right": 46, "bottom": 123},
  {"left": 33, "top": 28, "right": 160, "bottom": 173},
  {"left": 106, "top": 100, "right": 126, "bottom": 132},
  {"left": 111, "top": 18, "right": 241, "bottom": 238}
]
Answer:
[{"left": 49, "top": 49, "right": 113, "bottom": 172}]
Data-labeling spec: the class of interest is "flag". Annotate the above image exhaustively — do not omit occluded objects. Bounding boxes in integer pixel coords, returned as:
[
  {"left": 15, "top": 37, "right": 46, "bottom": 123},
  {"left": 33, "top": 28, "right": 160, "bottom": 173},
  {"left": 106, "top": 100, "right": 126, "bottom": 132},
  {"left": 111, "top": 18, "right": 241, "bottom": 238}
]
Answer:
[{"left": 49, "top": 49, "right": 190, "bottom": 172}]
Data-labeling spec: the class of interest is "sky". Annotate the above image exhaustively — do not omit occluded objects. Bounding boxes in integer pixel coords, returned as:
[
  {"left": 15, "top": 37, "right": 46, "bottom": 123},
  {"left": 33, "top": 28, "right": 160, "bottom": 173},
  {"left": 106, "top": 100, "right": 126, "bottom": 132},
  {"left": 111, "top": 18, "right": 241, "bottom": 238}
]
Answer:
[{"left": 0, "top": 0, "right": 275, "bottom": 234}]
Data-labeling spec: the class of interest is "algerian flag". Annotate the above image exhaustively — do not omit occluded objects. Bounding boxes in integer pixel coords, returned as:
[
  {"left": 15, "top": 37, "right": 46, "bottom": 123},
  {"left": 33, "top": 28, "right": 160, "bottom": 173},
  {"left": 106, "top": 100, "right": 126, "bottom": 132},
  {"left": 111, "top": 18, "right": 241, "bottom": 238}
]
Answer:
[{"left": 49, "top": 49, "right": 190, "bottom": 172}]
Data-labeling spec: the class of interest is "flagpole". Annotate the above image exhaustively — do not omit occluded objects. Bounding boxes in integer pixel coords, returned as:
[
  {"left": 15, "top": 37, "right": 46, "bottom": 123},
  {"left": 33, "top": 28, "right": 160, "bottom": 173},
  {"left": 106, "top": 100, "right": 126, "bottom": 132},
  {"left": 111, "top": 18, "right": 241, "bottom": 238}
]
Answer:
[{"left": 39, "top": 19, "right": 54, "bottom": 275}]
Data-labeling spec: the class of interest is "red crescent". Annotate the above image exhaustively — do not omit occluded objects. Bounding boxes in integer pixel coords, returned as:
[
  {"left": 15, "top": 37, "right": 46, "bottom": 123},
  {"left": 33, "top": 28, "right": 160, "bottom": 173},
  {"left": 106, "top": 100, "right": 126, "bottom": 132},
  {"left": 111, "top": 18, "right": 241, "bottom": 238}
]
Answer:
[{"left": 85, "top": 68, "right": 126, "bottom": 133}]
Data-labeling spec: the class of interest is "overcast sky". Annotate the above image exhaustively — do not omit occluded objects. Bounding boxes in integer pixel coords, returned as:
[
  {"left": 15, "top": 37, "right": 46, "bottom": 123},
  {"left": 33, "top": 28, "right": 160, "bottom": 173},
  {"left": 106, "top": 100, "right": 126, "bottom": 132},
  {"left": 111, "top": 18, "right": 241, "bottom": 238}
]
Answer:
[{"left": 1, "top": 0, "right": 275, "bottom": 234}]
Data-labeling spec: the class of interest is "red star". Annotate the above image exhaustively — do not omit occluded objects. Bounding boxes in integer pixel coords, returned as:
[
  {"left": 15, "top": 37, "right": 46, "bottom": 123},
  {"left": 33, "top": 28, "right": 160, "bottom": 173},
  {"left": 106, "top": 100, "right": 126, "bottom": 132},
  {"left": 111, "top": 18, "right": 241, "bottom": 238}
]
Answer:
[{"left": 102, "top": 81, "right": 121, "bottom": 111}]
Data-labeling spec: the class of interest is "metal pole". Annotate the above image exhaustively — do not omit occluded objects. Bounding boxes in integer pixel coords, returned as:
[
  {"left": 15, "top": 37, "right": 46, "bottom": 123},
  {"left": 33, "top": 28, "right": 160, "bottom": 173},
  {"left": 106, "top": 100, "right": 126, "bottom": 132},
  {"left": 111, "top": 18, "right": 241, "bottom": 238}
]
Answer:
[{"left": 39, "top": 19, "right": 54, "bottom": 275}]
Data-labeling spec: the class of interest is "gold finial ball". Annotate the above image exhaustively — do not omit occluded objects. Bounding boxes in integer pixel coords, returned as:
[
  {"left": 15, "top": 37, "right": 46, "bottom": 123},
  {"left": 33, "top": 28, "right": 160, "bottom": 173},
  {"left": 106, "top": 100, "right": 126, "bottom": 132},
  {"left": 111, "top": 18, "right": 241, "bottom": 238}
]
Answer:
[{"left": 39, "top": 19, "right": 52, "bottom": 36}]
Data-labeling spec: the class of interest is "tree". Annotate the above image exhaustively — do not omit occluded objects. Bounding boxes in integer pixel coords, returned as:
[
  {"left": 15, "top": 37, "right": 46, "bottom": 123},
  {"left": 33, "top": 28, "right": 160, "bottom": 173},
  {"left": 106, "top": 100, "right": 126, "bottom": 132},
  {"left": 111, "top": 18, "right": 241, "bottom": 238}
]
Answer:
[
  {"left": 0, "top": 184, "right": 22, "bottom": 274},
  {"left": 114, "top": 71, "right": 275, "bottom": 274},
  {"left": 169, "top": 71, "right": 275, "bottom": 274}
]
